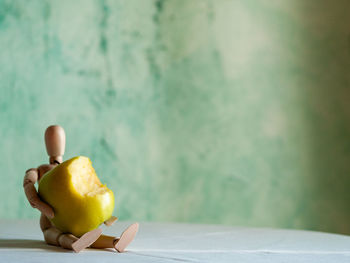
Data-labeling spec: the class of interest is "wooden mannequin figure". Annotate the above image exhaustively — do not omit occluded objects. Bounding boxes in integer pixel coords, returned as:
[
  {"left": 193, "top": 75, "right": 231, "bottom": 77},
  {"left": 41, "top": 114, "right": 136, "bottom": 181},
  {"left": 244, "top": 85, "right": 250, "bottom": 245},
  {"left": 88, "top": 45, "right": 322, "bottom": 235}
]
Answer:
[{"left": 23, "top": 125, "right": 139, "bottom": 253}]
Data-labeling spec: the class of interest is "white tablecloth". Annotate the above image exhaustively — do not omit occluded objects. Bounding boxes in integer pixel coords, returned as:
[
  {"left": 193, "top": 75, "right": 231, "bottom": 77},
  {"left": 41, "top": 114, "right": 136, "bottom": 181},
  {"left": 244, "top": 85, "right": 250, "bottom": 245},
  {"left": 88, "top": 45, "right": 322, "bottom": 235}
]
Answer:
[{"left": 0, "top": 220, "right": 349, "bottom": 262}]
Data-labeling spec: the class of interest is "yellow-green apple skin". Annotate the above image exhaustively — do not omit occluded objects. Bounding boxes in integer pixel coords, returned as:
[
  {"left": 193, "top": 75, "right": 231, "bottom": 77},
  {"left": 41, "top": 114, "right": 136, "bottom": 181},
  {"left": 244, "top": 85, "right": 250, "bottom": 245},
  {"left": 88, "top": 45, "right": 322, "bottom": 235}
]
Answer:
[{"left": 38, "top": 156, "right": 114, "bottom": 237}]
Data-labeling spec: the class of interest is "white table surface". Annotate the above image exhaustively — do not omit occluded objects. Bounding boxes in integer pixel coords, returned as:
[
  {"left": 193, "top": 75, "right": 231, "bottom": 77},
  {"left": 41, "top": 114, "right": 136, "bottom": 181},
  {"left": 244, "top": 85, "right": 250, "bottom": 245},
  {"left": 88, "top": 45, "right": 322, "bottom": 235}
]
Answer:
[{"left": 0, "top": 220, "right": 349, "bottom": 262}]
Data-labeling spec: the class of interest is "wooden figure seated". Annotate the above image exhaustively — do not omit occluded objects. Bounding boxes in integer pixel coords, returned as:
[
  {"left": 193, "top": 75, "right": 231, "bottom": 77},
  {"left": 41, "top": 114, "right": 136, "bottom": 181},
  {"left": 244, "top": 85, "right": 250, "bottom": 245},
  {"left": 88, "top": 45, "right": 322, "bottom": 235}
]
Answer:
[{"left": 23, "top": 125, "right": 139, "bottom": 253}]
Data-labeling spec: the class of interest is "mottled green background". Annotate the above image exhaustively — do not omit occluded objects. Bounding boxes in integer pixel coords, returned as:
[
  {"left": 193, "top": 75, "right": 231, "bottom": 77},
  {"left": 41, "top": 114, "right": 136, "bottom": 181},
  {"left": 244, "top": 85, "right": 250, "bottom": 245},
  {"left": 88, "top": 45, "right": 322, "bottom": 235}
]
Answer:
[{"left": 0, "top": 0, "right": 349, "bottom": 234}]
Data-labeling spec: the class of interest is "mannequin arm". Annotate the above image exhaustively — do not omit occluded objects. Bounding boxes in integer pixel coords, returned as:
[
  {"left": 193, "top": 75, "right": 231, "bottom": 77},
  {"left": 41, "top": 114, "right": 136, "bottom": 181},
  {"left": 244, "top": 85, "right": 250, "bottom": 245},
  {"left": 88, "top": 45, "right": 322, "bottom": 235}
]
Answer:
[
  {"left": 104, "top": 216, "right": 118, "bottom": 226},
  {"left": 23, "top": 168, "right": 54, "bottom": 218}
]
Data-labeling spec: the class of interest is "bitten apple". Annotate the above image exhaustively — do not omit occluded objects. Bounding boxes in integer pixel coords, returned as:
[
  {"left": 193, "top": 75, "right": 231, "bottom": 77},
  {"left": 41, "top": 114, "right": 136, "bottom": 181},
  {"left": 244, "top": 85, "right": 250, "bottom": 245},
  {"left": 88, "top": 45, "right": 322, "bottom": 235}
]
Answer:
[{"left": 38, "top": 156, "right": 114, "bottom": 237}]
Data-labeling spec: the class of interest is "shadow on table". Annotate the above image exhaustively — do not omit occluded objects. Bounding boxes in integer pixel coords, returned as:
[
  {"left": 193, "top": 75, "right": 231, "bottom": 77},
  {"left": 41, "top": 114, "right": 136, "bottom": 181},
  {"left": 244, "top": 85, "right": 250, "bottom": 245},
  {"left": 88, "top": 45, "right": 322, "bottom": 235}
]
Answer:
[
  {"left": 0, "top": 239, "right": 69, "bottom": 252},
  {"left": 0, "top": 239, "right": 117, "bottom": 253}
]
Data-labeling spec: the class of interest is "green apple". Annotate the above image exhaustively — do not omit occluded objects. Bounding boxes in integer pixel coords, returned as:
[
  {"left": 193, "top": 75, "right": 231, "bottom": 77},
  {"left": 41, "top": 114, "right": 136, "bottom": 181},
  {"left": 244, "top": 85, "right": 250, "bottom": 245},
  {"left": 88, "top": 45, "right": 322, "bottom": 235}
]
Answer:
[{"left": 38, "top": 156, "right": 115, "bottom": 237}]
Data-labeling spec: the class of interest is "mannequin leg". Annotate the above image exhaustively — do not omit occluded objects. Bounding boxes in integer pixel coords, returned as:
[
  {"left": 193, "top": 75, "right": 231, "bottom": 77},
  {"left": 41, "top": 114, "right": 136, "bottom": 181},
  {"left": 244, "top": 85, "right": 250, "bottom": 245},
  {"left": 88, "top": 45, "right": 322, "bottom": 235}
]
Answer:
[
  {"left": 114, "top": 223, "right": 139, "bottom": 252},
  {"left": 70, "top": 228, "right": 102, "bottom": 252},
  {"left": 43, "top": 227, "right": 102, "bottom": 252},
  {"left": 40, "top": 214, "right": 102, "bottom": 253},
  {"left": 58, "top": 233, "right": 79, "bottom": 249},
  {"left": 90, "top": 223, "right": 139, "bottom": 252},
  {"left": 90, "top": 235, "right": 118, "bottom": 248},
  {"left": 43, "top": 227, "right": 64, "bottom": 246}
]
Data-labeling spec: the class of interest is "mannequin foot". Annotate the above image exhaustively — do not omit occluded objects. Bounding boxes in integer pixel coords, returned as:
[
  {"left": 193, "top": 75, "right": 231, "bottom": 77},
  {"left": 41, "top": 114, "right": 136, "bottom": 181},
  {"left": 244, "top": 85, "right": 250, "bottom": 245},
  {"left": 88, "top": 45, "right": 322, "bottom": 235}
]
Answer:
[
  {"left": 71, "top": 228, "right": 102, "bottom": 253},
  {"left": 114, "top": 223, "right": 139, "bottom": 253}
]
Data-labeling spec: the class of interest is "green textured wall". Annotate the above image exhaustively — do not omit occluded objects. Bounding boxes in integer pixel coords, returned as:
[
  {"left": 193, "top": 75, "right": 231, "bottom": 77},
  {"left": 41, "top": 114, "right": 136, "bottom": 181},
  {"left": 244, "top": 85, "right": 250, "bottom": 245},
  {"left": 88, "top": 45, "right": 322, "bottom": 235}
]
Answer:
[{"left": 1, "top": 0, "right": 350, "bottom": 234}]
